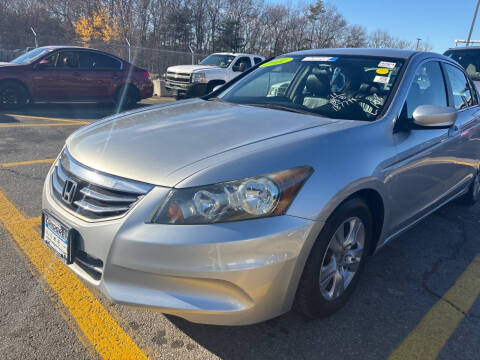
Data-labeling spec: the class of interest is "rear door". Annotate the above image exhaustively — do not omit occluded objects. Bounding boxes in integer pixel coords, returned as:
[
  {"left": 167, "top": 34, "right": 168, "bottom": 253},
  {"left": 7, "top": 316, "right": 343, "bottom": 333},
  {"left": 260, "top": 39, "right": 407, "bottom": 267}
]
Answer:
[
  {"left": 78, "top": 51, "right": 123, "bottom": 100},
  {"left": 442, "top": 62, "right": 480, "bottom": 188},
  {"left": 390, "top": 60, "right": 464, "bottom": 231}
]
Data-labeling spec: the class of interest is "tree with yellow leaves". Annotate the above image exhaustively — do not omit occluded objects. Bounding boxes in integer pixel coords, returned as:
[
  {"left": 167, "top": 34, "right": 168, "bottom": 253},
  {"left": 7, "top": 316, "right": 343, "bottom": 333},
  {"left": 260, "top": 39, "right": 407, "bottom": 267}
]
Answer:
[{"left": 74, "top": 9, "right": 120, "bottom": 45}]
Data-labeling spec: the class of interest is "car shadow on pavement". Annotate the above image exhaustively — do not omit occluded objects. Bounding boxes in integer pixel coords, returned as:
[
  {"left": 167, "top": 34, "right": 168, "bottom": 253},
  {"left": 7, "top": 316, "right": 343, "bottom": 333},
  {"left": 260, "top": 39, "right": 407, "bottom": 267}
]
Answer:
[
  {"left": 0, "top": 114, "right": 19, "bottom": 123},
  {"left": 166, "top": 201, "right": 480, "bottom": 360},
  {"left": 1, "top": 102, "right": 150, "bottom": 120}
]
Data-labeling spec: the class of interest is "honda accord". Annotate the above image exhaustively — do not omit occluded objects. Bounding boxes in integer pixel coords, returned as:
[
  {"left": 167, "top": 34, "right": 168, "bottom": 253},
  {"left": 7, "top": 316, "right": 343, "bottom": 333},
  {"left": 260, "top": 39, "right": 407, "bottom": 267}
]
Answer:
[{"left": 42, "top": 48, "right": 480, "bottom": 325}]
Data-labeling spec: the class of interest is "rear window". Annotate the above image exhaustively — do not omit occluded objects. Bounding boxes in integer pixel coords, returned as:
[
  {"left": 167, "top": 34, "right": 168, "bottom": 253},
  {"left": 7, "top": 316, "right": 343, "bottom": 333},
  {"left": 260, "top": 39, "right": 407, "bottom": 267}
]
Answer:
[{"left": 444, "top": 49, "right": 480, "bottom": 81}]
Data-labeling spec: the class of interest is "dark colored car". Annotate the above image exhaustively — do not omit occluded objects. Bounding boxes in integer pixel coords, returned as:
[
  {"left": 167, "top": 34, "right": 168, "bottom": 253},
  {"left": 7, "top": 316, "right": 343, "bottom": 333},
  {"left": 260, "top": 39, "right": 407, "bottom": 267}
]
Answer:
[
  {"left": 444, "top": 47, "right": 480, "bottom": 90},
  {"left": 0, "top": 46, "right": 154, "bottom": 108}
]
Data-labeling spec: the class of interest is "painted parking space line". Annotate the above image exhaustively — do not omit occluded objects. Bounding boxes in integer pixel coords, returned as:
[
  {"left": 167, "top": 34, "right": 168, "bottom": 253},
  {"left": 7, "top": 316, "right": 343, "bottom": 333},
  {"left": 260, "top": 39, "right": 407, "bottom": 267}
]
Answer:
[
  {"left": 4, "top": 114, "right": 89, "bottom": 123},
  {"left": 0, "top": 158, "right": 55, "bottom": 168},
  {"left": 0, "top": 189, "right": 149, "bottom": 360},
  {"left": 389, "top": 256, "right": 480, "bottom": 360},
  {"left": 0, "top": 122, "right": 89, "bottom": 128}
]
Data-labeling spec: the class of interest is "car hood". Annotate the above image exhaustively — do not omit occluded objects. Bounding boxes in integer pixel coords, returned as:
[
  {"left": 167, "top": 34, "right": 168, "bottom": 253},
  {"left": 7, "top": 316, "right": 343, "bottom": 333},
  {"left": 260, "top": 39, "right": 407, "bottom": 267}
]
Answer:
[
  {"left": 0, "top": 62, "right": 19, "bottom": 67},
  {"left": 167, "top": 64, "right": 219, "bottom": 73},
  {"left": 67, "top": 100, "right": 338, "bottom": 187}
]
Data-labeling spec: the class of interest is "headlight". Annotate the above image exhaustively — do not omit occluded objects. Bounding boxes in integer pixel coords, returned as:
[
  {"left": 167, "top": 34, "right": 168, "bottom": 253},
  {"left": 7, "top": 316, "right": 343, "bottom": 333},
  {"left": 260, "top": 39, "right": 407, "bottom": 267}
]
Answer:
[
  {"left": 192, "top": 72, "right": 207, "bottom": 83},
  {"left": 149, "top": 166, "right": 313, "bottom": 224}
]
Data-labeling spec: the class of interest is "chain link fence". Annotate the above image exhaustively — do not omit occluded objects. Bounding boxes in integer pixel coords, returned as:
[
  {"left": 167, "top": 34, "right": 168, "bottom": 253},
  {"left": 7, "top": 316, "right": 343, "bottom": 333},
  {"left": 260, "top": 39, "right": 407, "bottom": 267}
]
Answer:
[{"left": 0, "top": 42, "right": 208, "bottom": 78}]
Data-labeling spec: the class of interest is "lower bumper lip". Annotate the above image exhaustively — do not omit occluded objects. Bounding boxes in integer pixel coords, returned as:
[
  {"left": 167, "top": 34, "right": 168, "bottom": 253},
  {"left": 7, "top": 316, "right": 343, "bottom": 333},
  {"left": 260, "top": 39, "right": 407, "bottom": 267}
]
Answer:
[{"left": 43, "top": 168, "right": 318, "bottom": 325}]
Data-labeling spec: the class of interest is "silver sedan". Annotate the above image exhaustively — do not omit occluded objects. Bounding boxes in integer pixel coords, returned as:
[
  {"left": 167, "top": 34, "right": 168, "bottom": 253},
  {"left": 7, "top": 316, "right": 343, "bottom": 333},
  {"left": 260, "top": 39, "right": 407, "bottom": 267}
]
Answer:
[{"left": 42, "top": 48, "right": 480, "bottom": 325}]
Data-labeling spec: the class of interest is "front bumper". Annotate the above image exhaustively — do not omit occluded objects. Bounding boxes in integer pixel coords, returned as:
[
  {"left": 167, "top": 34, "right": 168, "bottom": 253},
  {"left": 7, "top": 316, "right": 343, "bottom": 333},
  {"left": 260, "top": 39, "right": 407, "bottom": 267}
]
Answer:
[
  {"left": 42, "top": 166, "right": 318, "bottom": 325},
  {"left": 164, "top": 80, "right": 207, "bottom": 98}
]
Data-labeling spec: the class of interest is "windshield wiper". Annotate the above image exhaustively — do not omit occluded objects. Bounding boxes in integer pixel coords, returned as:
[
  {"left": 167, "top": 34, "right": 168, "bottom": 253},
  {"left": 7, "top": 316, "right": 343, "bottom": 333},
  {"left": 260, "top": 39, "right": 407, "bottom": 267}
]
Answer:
[
  {"left": 205, "top": 96, "right": 223, "bottom": 102},
  {"left": 245, "top": 103, "right": 320, "bottom": 116}
]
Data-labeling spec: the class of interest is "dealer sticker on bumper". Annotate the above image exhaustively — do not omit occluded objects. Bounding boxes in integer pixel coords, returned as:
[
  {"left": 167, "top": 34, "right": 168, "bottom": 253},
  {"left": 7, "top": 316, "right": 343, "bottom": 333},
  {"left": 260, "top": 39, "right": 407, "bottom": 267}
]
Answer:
[{"left": 42, "top": 211, "right": 72, "bottom": 264}]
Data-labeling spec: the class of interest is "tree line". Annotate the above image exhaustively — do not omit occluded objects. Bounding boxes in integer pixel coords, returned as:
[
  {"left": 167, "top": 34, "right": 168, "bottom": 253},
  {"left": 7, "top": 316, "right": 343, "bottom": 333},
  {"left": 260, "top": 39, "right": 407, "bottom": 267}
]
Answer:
[{"left": 1, "top": 0, "right": 432, "bottom": 57}]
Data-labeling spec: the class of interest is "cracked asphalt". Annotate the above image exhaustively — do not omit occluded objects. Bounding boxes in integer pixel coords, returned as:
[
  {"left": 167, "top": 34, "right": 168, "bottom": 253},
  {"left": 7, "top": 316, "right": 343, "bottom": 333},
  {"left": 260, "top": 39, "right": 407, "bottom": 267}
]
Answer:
[{"left": 0, "top": 101, "right": 479, "bottom": 359}]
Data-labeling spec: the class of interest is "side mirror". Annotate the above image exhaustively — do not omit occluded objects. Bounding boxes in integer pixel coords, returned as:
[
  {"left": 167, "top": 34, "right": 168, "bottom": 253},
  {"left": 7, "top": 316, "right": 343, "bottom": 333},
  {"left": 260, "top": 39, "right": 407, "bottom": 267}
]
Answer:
[
  {"left": 212, "top": 85, "right": 222, "bottom": 93},
  {"left": 412, "top": 105, "right": 458, "bottom": 128},
  {"left": 35, "top": 59, "right": 50, "bottom": 69}
]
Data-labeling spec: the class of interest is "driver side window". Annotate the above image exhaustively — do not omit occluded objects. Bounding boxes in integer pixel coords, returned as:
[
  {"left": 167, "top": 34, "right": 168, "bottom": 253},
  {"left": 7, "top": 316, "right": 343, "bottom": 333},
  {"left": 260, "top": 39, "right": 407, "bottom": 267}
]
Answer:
[
  {"left": 404, "top": 61, "right": 447, "bottom": 118},
  {"left": 232, "top": 57, "right": 252, "bottom": 72}
]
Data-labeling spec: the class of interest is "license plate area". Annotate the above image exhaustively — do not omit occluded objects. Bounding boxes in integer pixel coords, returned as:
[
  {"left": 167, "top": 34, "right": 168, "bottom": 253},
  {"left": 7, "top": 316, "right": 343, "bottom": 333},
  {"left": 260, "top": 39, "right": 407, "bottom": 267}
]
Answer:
[{"left": 42, "top": 210, "right": 74, "bottom": 264}]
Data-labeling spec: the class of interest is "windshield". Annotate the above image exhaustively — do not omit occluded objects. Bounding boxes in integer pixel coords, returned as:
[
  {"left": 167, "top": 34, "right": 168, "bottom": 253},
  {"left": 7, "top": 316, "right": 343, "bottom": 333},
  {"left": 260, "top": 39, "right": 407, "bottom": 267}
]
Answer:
[
  {"left": 444, "top": 49, "right": 480, "bottom": 81},
  {"left": 199, "top": 54, "right": 235, "bottom": 68},
  {"left": 10, "top": 47, "right": 52, "bottom": 64},
  {"left": 218, "top": 55, "right": 404, "bottom": 121}
]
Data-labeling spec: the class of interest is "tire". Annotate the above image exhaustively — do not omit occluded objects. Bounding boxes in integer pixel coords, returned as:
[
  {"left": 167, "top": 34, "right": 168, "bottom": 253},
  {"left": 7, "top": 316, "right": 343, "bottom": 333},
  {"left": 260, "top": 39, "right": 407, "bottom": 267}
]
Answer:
[
  {"left": 115, "top": 85, "right": 139, "bottom": 109},
  {"left": 459, "top": 170, "right": 480, "bottom": 206},
  {"left": 0, "top": 81, "right": 28, "bottom": 109},
  {"left": 294, "top": 198, "right": 373, "bottom": 319}
]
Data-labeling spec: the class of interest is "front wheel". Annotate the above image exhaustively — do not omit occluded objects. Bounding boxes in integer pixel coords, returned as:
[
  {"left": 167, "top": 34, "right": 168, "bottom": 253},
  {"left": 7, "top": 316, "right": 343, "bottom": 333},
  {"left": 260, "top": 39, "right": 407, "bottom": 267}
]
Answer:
[
  {"left": 294, "top": 198, "right": 372, "bottom": 318},
  {"left": 0, "top": 81, "right": 28, "bottom": 109}
]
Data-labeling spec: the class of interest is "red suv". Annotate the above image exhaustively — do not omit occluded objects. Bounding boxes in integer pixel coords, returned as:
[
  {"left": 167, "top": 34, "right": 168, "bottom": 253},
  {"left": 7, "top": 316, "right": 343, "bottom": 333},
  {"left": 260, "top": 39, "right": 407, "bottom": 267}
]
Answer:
[{"left": 0, "top": 46, "right": 154, "bottom": 108}]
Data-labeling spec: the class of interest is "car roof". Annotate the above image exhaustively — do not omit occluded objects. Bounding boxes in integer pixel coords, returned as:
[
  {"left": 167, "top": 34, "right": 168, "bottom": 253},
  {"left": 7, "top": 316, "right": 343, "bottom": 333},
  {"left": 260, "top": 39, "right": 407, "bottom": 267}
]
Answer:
[
  {"left": 285, "top": 48, "right": 419, "bottom": 59},
  {"left": 213, "top": 52, "right": 264, "bottom": 57},
  {"left": 445, "top": 46, "right": 480, "bottom": 51},
  {"left": 36, "top": 45, "right": 124, "bottom": 61}
]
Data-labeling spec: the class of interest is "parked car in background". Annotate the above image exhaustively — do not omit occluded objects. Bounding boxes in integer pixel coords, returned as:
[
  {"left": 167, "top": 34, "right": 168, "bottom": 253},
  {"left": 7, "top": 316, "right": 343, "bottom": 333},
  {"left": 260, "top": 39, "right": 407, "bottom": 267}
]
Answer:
[
  {"left": 444, "top": 47, "right": 480, "bottom": 90},
  {"left": 42, "top": 48, "right": 480, "bottom": 325},
  {"left": 0, "top": 46, "right": 153, "bottom": 109},
  {"left": 164, "top": 52, "right": 265, "bottom": 98}
]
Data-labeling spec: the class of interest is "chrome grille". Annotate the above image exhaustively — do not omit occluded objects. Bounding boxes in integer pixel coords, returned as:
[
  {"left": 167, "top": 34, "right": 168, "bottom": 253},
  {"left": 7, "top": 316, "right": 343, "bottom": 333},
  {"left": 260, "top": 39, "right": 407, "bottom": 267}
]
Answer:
[
  {"left": 51, "top": 149, "right": 153, "bottom": 221},
  {"left": 166, "top": 71, "right": 191, "bottom": 83}
]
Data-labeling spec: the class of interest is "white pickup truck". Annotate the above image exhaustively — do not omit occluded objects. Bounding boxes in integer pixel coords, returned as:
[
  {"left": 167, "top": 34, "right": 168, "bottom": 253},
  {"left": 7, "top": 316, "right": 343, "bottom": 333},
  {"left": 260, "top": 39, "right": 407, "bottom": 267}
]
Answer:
[{"left": 164, "top": 52, "right": 265, "bottom": 98}]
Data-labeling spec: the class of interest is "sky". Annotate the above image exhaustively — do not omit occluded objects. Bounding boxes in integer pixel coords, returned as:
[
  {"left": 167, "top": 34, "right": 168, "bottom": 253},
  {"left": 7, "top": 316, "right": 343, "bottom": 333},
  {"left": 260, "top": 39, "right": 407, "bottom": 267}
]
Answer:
[{"left": 271, "top": 0, "right": 480, "bottom": 52}]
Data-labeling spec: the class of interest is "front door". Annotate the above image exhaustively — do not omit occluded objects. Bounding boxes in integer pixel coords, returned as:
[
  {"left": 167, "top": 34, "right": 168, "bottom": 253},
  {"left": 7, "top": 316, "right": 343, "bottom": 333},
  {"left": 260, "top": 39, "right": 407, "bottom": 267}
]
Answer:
[{"left": 390, "top": 61, "right": 466, "bottom": 232}]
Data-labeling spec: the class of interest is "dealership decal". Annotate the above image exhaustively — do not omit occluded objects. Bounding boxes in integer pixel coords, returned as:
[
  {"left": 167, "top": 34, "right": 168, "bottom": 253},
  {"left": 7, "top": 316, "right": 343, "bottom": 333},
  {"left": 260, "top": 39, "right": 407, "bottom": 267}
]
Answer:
[
  {"left": 373, "top": 75, "right": 389, "bottom": 84},
  {"left": 302, "top": 56, "right": 338, "bottom": 62},
  {"left": 260, "top": 57, "right": 293, "bottom": 67},
  {"left": 378, "top": 61, "right": 396, "bottom": 69},
  {"left": 376, "top": 68, "right": 389, "bottom": 75}
]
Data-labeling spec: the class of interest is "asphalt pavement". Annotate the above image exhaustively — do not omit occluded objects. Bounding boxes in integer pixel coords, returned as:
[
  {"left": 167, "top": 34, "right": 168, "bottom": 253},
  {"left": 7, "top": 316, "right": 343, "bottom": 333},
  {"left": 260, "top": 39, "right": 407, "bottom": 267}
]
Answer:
[{"left": 0, "top": 99, "right": 479, "bottom": 360}]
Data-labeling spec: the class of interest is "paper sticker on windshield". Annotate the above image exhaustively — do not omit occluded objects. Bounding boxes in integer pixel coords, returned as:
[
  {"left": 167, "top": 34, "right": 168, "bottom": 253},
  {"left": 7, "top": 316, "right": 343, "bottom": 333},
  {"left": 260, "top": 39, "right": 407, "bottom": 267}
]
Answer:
[
  {"left": 378, "top": 61, "right": 396, "bottom": 69},
  {"left": 376, "top": 68, "right": 389, "bottom": 75},
  {"left": 302, "top": 56, "right": 338, "bottom": 62},
  {"left": 260, "top": 58, "right": 293, "bottom": 67},
  {"left": 373, "top": 75, "right": 389, "bottom": 84}
]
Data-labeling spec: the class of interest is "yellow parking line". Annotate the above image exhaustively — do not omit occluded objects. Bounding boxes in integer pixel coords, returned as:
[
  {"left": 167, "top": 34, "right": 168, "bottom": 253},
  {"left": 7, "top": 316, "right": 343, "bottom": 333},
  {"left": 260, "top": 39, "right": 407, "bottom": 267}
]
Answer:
[
  {"left": 0, "top": 189, "right": 149, "bottom": 360},
  {"left": 389, "top": 256, "right": 480, "bottom": 360},
  {"left": 0, "top": 158, "right": 55, "bottom": 168},
  {"left": 5, "top": 114, "right": 88, "bottom": 123},
  {"left": 0, "top": 122, "right": 89, "bottom": 128}
]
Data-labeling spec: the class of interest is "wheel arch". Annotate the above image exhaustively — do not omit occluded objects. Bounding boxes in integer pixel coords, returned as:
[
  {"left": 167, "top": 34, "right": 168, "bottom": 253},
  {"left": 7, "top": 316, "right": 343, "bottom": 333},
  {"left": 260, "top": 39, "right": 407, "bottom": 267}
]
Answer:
[
  {"left": 114, "top": 82, "right": 140, "bottom": 102},
  {"left": 341, "top": 188, "right": 385, "bottom": 255},
  {"left": 0, "top": 78, "right": 32, "bottom": 100}
]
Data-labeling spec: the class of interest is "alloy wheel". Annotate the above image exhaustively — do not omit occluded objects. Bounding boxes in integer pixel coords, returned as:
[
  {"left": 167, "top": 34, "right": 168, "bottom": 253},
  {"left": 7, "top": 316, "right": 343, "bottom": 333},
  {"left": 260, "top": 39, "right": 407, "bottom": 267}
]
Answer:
[{"left": 319, "top": 216, "right": 365, "bottom": 301}]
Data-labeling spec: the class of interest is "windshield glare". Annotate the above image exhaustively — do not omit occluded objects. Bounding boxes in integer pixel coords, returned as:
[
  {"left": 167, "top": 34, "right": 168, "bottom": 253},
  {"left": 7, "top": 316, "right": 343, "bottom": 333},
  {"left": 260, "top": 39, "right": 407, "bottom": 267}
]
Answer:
[
  {"left": 200, "top": 54, "right": 235, "bottom": 68},
  {"left": 11, "top": 48, "right": 52, "bottom": 64},
  {"left": 219, "top": 55, "right": 404, "bottom": 121},
  {"left": 444, "top": 49, "right": 480, "bottom": 80}
]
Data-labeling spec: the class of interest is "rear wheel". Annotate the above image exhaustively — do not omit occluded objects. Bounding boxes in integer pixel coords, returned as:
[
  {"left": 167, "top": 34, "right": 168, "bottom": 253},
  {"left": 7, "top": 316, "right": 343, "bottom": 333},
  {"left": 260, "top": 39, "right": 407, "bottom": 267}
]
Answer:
[
  {"left": 0, "top": 81, "right": 28, "bottom": 109},
  {"left": 115, "top": 85, "right": 139, "bottom": 109},
  {"left": 459, "top": 170, "right": 480, "bottom": 206},
  {"left": 294, "top": 198, "right": 372, "bottom": 318}
]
